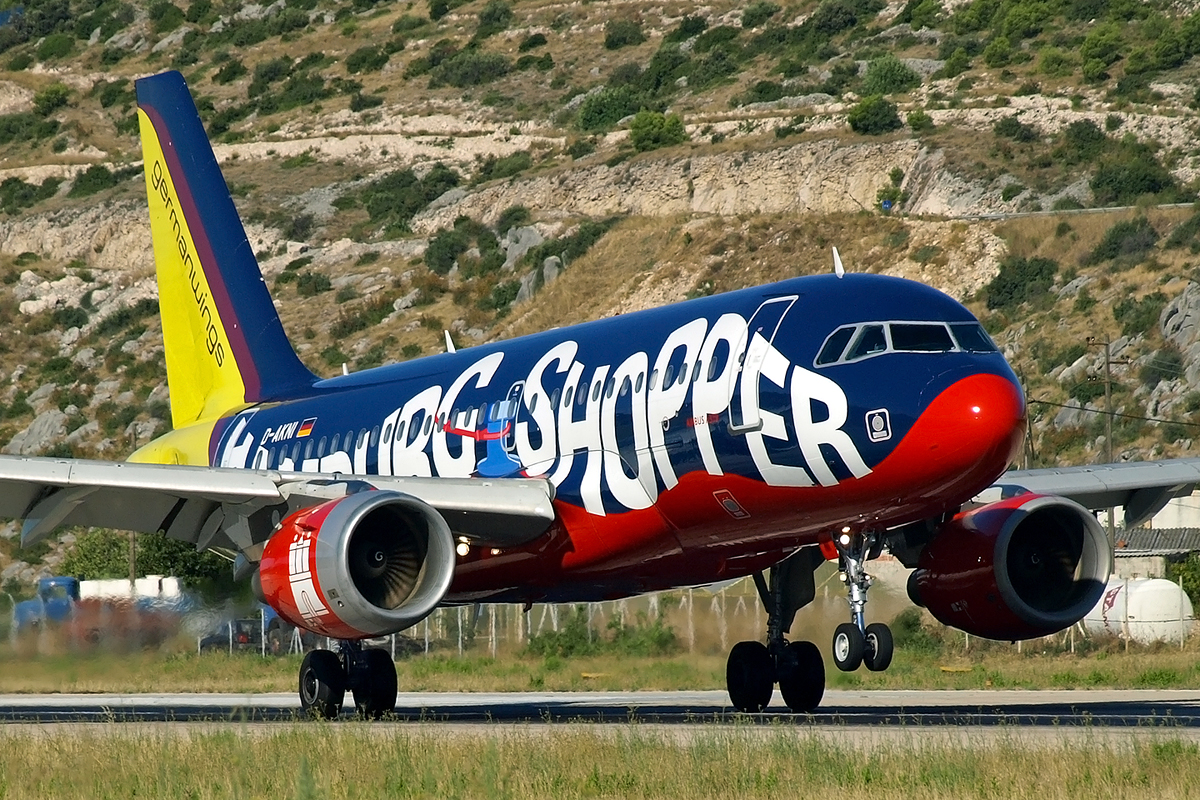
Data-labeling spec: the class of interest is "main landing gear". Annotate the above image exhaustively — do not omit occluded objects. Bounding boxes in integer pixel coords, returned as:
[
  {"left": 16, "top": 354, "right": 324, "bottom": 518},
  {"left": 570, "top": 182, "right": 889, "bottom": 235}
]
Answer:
[
  {"left": 298, "top": 640, "right": 398, "bottom": 720},
  {"left": 725, "top": 531, "right": 894, "bottom": 714}
]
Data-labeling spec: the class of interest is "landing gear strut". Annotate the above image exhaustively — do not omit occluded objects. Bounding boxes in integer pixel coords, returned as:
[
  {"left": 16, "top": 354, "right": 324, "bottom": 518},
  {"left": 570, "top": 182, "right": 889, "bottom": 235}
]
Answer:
[
  {"left": 832, "top": 530, "right": 893, "bottom": 674},
  {"left": 298, "top": 641, "right": 398, "bottom": 719},
  {"left": 725, "top": 547, "right": 826, "bottom": 713}
]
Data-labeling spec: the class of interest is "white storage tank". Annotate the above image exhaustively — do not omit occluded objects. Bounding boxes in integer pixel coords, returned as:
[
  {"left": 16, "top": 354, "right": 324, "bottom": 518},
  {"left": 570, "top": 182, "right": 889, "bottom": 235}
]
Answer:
[{"left": 1083, "top": 578, "right": 1194, "bottom": 645}]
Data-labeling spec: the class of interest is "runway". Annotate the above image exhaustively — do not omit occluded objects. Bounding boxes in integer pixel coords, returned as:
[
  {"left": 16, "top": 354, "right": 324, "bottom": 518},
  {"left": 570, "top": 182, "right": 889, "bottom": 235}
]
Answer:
[{"left": 2, "top": 689, "right": 1200, "bottom": 728}]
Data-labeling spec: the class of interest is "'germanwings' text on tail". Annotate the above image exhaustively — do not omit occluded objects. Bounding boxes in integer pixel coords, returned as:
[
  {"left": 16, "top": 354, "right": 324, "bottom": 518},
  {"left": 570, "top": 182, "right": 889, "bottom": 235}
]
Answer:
[{"left": 12, "top": 69, "right": 1199, "bottom": 718}]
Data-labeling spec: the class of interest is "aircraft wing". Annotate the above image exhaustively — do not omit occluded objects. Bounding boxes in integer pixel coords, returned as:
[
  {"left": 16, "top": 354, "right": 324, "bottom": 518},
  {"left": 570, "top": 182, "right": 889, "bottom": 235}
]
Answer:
[
  {"left": 990, "top": 458, "right": 1200, "bottom": 528},
  {"left": 0, "top": 455, "right": 557, "bottom": 555}
]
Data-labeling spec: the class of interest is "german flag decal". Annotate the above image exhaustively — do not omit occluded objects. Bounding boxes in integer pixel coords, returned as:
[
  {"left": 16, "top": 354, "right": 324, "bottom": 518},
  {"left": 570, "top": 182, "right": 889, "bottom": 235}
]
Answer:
[{"left": 297, "top": 418, "right": 317, "bottom": 437}]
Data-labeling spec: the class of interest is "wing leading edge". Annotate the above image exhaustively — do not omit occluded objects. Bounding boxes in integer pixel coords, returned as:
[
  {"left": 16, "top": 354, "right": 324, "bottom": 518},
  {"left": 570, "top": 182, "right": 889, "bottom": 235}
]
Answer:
[
  {"left": 0, "top": 455, "right": 556, "bottom": 556},
  {"left": 991, "top": 458, "right": 1200, "bottom": 528}
]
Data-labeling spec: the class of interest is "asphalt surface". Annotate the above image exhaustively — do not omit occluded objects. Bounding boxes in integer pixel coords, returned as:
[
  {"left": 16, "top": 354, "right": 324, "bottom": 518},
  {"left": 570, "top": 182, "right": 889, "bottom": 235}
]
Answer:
[{"left": 2, "top": 689, "right": 1200, "bottom": 727}]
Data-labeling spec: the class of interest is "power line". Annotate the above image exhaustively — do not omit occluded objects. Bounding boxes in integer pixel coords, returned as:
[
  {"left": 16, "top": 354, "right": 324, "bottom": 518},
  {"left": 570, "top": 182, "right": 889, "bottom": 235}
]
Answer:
[{"left": 1027, "top": 398, "right": 1200, "bottom": 429}]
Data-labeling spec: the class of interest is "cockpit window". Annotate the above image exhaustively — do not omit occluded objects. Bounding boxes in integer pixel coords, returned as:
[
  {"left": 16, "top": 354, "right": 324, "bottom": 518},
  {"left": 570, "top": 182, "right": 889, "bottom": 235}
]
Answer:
[
  {"left": 846, "top": 325, "right": 887, "bottom": 361},
  {"left": 951, "top": 322, "right": 998, "bottom": 352},
  {"left": 816, "top": 326, "right": 855, "bottom": 365},
  {"left": 815, "top": 319, "right": 996, "bottom": 367},
  {"left": 890, "top": 323, "right": 954, "bottom": 352}
]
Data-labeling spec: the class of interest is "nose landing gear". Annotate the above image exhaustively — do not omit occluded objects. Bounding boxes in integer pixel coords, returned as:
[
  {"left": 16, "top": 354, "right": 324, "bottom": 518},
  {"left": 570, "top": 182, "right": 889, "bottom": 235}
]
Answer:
[{"left": 832, "top": 530, "right": 893, "bottom": 674}]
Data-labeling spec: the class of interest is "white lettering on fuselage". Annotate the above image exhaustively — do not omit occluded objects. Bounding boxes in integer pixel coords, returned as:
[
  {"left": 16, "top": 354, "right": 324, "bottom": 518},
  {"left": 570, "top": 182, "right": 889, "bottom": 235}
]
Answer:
[{"left": 221, "top": 315, "right": 872, "bottom": 514}]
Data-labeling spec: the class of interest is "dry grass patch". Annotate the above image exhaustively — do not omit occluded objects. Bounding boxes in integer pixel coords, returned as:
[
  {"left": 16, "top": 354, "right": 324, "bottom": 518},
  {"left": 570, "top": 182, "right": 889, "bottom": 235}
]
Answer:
[{"left": 3, "top": 726, "right": 1200, "bottom": 799}]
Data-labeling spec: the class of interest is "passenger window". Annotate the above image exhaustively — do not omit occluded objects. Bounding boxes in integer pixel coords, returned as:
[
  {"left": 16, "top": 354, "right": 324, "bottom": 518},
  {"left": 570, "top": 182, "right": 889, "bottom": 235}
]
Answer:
[
  {"left": 383, "top": 423, "right": 393, "bottom": 444},
  {"left": 636, "top": 373, "right": 644, "bottom": 393},
  {"left": 816, "top": 327, "right": 855, "bottom": 365},
  {"left": 551, "top": 388, "right": 561, "bottom": 408},
  {"left": 605, "top": 377, "right": 615, "bottom": 398},
  {"left": 370, "top": 426, "right": 379, "bottom": 447},
  {"left": 649, "top": 370, "right": 658, "bottom": 390},
  {"left": 304, "top": 439, "right": 314, "bottom": 460},
  {"left": 396, "top": 421, "right": 406, "bottom": 444},
  {"left": 951, "top": 323, "right": 999, "bottom": 353},
  {"left": 423, "top": 416, "right": 432, "bottom": 436},
  {"left": 529, "top": 394, "right": 538, "bottom": 413},
  {"left": 592, "top": 380, "right": 602, "bottom": 402},
  {"left": 890, "top": 323, "right": 954, "bottom": 352},
  {"left": 291, "top": 442, "right": 301, "bottom": 463},
  {"left": 331, "top": 434, "right": 340, "bottom": 452},
  {"left": 578, "top": 381, "right": 588, "bottom": 405},
  {"left": 563, "top": 386, "right": 573, "bottom": 407},
  {"left": 664, "top": 365, "right": 675, "bottom": 387},
  {"left": 846, "top": 325, "right": 887, "bottom": 360},
  {"left": 268, "top": 448, "right": 276, "bottom": 468},
  {"left": 620, "top": 376, "right": 631, "bottom": 397}
]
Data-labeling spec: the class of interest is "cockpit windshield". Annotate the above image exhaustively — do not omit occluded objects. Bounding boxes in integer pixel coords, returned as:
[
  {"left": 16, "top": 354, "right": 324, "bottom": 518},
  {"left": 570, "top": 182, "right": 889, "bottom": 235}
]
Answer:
[{"left": 814, "top": 321, "right": 997, "bottom": 367}]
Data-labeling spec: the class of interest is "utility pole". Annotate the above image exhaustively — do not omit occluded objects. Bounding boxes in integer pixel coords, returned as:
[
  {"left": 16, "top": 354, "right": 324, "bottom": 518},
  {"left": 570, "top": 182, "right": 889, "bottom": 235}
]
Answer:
[{"left": 1087, "top": 337, "right": 1130, "bottom": 550}]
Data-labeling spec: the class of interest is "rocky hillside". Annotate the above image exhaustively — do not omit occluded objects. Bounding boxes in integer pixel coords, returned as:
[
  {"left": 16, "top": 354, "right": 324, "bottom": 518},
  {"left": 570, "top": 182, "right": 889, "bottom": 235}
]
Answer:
[{"left": 4, "top": 0, "right": 1200, "bottom": 585}]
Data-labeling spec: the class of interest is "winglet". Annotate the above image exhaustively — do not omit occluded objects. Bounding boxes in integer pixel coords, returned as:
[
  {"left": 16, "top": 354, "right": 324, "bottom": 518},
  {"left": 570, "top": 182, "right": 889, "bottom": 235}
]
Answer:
[
  {"left": 135, "top": 70, "right": 317, "bottom": 429},
  {"left": 833, "top": 247, "right": 845, "bottom": 278},
  {"left": 444, "top": 330, "right": 456, "bottom": 353}
]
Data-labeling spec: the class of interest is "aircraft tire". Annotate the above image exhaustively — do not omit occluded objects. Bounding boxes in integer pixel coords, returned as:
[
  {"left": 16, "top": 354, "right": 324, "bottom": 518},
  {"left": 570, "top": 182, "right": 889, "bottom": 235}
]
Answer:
[
  {"left": 832, "top": 623, "right": 865, "bottom": 672},
  {"left": 726, "top": 640, "right": 774, "bottom": 712},
  {"left": 863, "top": 623, "right": 894, "bottom": 672},
  {"left": 299, "top": 649, "right": 346, "bottom": 719},
  {"left": 778, "top": 640, "right": 825, "bottom": 713},
  {"left": 353, "top": 648, "right": 398, "bottom": 720}
]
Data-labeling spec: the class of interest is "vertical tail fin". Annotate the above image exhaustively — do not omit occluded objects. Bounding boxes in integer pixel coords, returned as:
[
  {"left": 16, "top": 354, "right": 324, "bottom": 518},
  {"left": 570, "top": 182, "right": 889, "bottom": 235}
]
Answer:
[{"left": 135, "top": 70, "right": 316, "bottom": 430}]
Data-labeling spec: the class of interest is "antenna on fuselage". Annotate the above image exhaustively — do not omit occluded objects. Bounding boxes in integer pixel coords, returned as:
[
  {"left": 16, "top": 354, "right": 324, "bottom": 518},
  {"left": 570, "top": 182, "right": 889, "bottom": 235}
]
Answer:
[
  {"left": 444, "top": 330, "right": 456, "bottom": 353},
  {"left": 832, "top": 246, "right": 845, "bottom": 278}
]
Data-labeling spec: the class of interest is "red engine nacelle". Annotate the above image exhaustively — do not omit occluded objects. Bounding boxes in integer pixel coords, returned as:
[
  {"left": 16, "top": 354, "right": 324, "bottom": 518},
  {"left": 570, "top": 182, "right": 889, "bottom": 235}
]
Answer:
[
  {"left": 256, "top": 490, "right": 456, "bottom": 639},
  {"left": 909, "top": 494, "right": 1111, "bottom": 640}
]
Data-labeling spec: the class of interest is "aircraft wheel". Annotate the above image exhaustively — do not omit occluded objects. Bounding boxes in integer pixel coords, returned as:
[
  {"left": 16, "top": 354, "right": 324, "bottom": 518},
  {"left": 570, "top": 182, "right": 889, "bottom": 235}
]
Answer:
[
  {"left": 778, "top": 640, "right": 825, "bottom": 713},
  {"left": 353, "top": 648, "right": 398, "bottom": 720},
  {"left": 863, "top": 623, "right": 894, "bottom": 672},
  {"left": 832, "top": 623, "right": 865, "bottom": 672},
  {"left": 299, "top": 649, "right": 345, "bottom": 719},
  {"left": 726, "top": 641, "right": 774, "bottom": 712}
]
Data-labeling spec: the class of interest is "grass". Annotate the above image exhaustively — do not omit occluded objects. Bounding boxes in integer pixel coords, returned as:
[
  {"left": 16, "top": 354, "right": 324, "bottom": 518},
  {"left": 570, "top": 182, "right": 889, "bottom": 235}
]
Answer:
[
  {"left": 2, "top": 726, "right": 1200, "bottom": 798},
  {"left": 7, "top": 633, "right": 1200, "bottom": 693}
]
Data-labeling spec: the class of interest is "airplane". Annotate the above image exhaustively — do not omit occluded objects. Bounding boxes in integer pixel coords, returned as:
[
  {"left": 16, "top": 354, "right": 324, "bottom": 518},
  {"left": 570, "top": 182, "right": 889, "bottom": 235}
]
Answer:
[{"left": 3, "top": 69, "right": 1200, "bottom": 719}]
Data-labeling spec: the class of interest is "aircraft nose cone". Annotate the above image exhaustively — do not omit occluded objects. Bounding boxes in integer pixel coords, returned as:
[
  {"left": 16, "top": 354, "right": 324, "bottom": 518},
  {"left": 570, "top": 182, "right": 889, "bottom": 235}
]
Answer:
[{"left": 921, "top": 372, "right": 1027, "bottom": 476}]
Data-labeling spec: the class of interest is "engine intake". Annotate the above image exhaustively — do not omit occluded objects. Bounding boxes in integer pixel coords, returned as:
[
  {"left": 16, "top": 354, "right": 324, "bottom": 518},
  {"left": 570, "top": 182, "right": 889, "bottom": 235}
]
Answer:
[
  {"left": 910, "top": 494, "right": 1111, "bottom": 640},
  {"left": 257, "top": 490, "right": 455, "bottom": 639}
]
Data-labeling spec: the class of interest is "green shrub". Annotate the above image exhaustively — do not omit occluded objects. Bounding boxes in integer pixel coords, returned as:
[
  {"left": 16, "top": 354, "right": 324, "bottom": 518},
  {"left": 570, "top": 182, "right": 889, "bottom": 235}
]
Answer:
[
  {"left": 522, "top": 217, "right": 619, "bottom": 268},
  {"left": 629, "top": 110, "right": 688, "bottom": 151},
  {"left": 982, "top": 35, "right": 1011, "bottom": 67},
  {"left": 984, "top": 254, "right": 1057, "bottom": 310},
  {"left": 295, "top": 271, "right": 331, "bottom": 296},
  {"left": 474, "top": 151, "right": 531, "bottom": 184},
  {"left": 36, "top": 33, "right": 73, "bottom": 61},
  {"left": 525, "top": 606, "right": 679, "bottom": 658},
  {"left": 496, "top": 204, "right": 530, "bottom": 232},
  {"left": 1052, "top": 119, "right": 1107, "bottom": 165},
  {"left": 993, "top": 115, "right": 1038, "bottom": 142},
  {"left": 665, "top": 14, "right": 707, "bottom": 42},
  {"left": 475, "top": 0, "right": 513, "bottom": 38},
  {"left": 861, "top": 54, "right": 920, "bottom": 95},
  {"left": 518, "top": 32, "right": 547, "bottom": 51},
  {"left": 1165, "top": 211, "right": 1200, "bottom": 250},
  {"left": 566, "top": 138, "right": 595, "bottom": 158},
  {"left": 148, "top": 1, "right": 185, "bottom": 33},
  {"left": 604, "top": 18, "right": 645, "bottom": 50},
  {"left": 425, "top": 227, "right": 470, "bottom": 275},
  {"left": 1091, "top": 157, "right": 1175, "bottom": 206},
  {"left": 1001, "top": 183, "right": 1024, "bottom": 201},
  {"left": 346, "top": 45, "right": 389, "bottom": 74},
  {"left": 906, "top": 108, "right": 934, "bottom": 131},
  {"left": 1140, "top": 347, "right": 1183, "bottom": 388},
  {"left": 68, "top": 165, "right": 118, "bottom": 198},
  {"left": 1113, "top": 292, "right": 1167, "bottom": 338},
  {"left": 1084, "top": 217, "right": 1158, "bottom": 265},
  {"left": 847, "top": 95, "right": 901, "bottom": 135},
  {"left": 1038, "top": 47, "right": 1074, "bottom": 76},
  {"left": 741, "top": 1, "right": 780, "bottom": 28},
  {"left": 430, "top": 50, "right": 510, "bottom": 88},
  {"left": 0, "top": 176, "right": 61, "bottom": 214},
  {"left": 393, "top": 14, "right": 427, "bottom": 33},
  {"left": 577, "top": 85, "right": 647, "bottom": 131},
  {"left": 938, "top": 46, "right": 970, "bottom": 78},
  {"left": 350, "top": 92, "right": 384, "bottom": 112},
  {"left": 213, "top": 59, "right": 247, "bottom": 84},
  {"left": 33, "top": 83, "right": 70, "bottom": 116}
]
